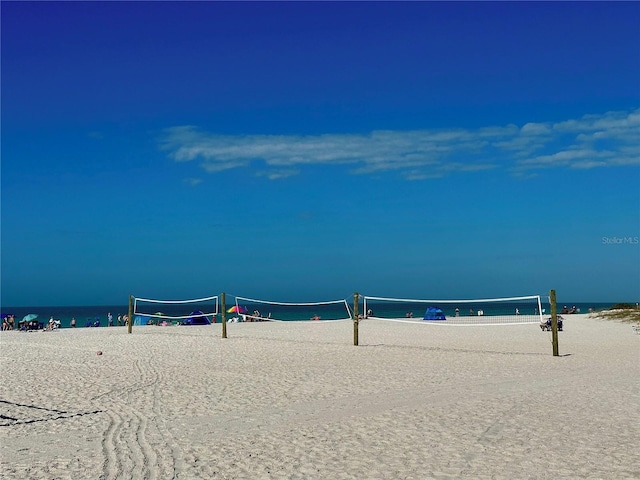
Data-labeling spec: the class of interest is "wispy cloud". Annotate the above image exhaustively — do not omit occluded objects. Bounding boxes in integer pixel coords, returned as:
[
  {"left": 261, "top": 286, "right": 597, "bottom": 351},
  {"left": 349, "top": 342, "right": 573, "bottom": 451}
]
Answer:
[
  {"left": 160, "top": 108, "right": 640, "bottom": 180},
  {"left": 184, "top": 177, "right": 203, "bottom": 186}
]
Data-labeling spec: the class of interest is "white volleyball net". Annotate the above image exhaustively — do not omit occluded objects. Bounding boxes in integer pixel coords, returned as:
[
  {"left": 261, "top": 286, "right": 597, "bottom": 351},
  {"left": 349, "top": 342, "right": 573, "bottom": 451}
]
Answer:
[
  {"left": 362, "top": 294, "right": 543, "bottom": 326},
  {"left": 133, "top": 295, "right": 219, "bottom": 325},
  {"left": 228, "top": 295, "right": 352, "bottom": 322}
]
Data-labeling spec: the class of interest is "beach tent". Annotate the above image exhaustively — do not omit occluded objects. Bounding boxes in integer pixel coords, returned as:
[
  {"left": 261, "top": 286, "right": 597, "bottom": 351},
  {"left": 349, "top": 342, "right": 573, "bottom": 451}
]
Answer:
[
  {"left": 134, "top": 315, "right": 153, "bottom": 326},
  {"left": 424, "top": 307, "right": 446, "bottom": 321},
  {"left": 134, "top": 312, "right": 167, "bottom": 326},
  {"left": 183, "top": 310, "right": 211, "bottom": 326}
]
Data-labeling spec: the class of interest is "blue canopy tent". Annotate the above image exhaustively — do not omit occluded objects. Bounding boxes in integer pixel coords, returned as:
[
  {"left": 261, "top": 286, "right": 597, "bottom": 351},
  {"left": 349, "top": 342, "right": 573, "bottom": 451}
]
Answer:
[
  {"left": 183, "top": 310, "right": 211, "bottom": 326},
  {"left": 424, "top": 307, "right": 446, "bottom": 321},
  {"left": 134, "top": 312, "right": 165, "bottom": 326},
  {"left": 134, "top": 315, "right": 152, "bottom": 326}
]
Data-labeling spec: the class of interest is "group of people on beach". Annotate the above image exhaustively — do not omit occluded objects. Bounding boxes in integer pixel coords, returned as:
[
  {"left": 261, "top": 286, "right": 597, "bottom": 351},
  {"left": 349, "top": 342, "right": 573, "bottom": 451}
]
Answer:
[
  {"left": 2, "top": 315, "right": 16, "bottom": 330},
  {"left": 106, "top": 313, "right": 128, "bottom": 327},
  {"left": 228, "top": 311, "right": 270, "bottom": 323},
  {"left": 45, "top": 316, "right": 62, "bottom": 330},
  {"left": 2, "top": 315, "right": 42, "bottom": 331},
  {"left": 561, "top": 305, "right": 579, "bottom": 314},
  {"left": 1, "top": 313, "right": 130, "bottom": 331},
  {"left": 242, "top": 310, "right": 270, "bottom": 322}
]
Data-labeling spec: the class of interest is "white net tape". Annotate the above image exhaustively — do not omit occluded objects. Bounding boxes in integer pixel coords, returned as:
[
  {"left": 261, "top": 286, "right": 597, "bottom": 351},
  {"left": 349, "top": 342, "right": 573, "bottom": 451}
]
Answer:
[
  {"left": 362, "top": 294, "right": 543, "bottom": 326},
  {"left": 230, "top": 295, "right": 353, "bottom": 322},
  {"left": 134, "top": 295, "right": 219, "bottom": 321}
]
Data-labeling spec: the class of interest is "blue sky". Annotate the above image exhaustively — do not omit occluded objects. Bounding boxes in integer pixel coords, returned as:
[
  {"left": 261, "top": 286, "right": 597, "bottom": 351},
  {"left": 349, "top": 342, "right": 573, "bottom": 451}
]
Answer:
[{"left": 2, "top": 2, "right": 639, "bottom": 306}]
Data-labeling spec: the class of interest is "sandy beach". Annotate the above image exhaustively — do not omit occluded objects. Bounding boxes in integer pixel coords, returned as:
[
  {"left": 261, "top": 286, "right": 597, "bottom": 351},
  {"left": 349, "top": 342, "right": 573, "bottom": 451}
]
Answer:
[{"left": 1, "top": 314, "right": 638, "bottom": 479}]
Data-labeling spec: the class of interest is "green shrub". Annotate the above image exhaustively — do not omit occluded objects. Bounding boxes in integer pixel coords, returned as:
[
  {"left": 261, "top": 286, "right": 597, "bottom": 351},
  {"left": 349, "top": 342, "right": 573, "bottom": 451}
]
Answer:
[{"left": 609, "top": 303, "right": 635, "bottom": 310}]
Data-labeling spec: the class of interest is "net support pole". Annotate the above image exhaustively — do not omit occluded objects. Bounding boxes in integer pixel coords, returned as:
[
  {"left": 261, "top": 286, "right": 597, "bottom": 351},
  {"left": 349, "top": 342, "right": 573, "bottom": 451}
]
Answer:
[
  {"left": 127, "top": 295, "right": 133, "bottom": 334},
  {"left": 353, "top": 292, "right": 359, "bottom": 346},
  {"left": 221, "top": 292, "right": 227, "bottom": 339},
  {"left": 550, "top": 289, "right": 559, "bottom": 356}
]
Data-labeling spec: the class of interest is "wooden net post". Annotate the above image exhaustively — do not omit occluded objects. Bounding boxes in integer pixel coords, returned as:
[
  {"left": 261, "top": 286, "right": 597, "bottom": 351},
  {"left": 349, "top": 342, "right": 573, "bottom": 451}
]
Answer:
[
  {"left": 550, "top": 289, "right": 559, "bottom": 356},
  {"left": 353, "top": 292, "right": 359, "bottom": 346},
  {"left": 127, "top": 295, "right": 133, "bottom": 334},
  {"left": 221, "top": 292, "right": 227, "bottom": 339}
]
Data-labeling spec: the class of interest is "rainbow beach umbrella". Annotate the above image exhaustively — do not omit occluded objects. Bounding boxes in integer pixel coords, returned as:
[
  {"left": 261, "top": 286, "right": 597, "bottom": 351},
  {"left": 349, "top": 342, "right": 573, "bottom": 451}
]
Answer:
[{"left": 227, "top": 305, "right": 248, "bottom": 314}]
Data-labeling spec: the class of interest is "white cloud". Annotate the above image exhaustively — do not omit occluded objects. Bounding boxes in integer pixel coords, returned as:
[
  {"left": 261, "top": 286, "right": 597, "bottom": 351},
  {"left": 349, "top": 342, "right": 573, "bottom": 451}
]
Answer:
[
  {"left": 256, "top": 168, "right": 300, "bottom": 180},
  {"left": 184, "top": 177, "right": 203, "bottom": 186},
  {"left": 161, "top": 108, "right": 640, "bottom": 180}
]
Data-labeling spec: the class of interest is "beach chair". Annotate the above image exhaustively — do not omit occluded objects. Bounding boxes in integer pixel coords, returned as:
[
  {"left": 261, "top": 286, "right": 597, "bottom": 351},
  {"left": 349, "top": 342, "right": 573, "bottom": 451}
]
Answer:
[{"left": 540, "top": 317, "right": 563, "bottom": 331}]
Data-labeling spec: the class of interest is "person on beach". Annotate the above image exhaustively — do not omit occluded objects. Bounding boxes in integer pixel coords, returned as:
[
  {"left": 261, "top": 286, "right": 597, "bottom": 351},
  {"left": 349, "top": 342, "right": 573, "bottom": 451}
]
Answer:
[
  {"left": 108, "top": 312, "right": 113, "bottom": 327},
  {"left": 71, "top": 317, "right": 76, "bottom": 328},
  {"left": 2, "top": 317, "right": 9, "bottom": 331},
  {"left": 117, "top": 314, "right": 122, "bottom": 326}
]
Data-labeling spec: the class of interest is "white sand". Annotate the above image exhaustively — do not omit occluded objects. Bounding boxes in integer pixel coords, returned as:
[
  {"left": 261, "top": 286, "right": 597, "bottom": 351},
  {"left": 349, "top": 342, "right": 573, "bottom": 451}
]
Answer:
[{"left": 1, "top": 314, "right": 638, "bottom": 479}]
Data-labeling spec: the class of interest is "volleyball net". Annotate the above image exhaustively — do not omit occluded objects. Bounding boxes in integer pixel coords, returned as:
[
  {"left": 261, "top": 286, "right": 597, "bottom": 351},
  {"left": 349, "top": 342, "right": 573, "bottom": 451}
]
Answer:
[
  {"left": 133, "top": 295, "right": 219, "bottom": 325},
  {"left": 229, "top": 295, "right": 352, "bottom": 322},
  {"left": 362, "top": 294, "right": 543, "bottom": 326}
]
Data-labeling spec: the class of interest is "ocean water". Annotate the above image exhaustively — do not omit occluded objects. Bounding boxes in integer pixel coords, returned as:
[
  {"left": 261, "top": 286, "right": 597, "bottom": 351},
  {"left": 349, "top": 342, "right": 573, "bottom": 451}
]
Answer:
[{"left": 1, "top": 301, "right": 633, "bottom": 329}]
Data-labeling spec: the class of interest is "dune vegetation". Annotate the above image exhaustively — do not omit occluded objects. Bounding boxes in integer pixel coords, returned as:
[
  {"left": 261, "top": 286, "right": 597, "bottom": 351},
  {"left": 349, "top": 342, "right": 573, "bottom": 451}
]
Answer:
[{"left": 591, "top": 303, "right": 640, "bottom": 324}]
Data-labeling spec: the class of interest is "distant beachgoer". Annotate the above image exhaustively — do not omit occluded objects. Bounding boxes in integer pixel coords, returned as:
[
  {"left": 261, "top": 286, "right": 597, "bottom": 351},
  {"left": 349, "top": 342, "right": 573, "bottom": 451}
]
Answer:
[
  {"left": 366, "top": 309, "right": 373, "bottom": 318},
  {"left": 515, "top": 308, "right": 520, "bottom": 315},
  {"left": 469, "top": 308, "right": 474, "bottom": 316},
  {"left": 311, "top": 314, "right": 321, "bottom": 321},
  {"left": 2, "top": 317, "right": 9, "bottom": 331},
  {"left": 71, "top": 317, "right": 76, "bottom": 328},
  {"left": 455, "top": 308, "right": 460, "bottom": 317},
  {"left": 117, "top": 314, "right": 122, "bottom": 326},
  {"left": 108, "top": 312, "right": 113, "bottom": 327}
]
